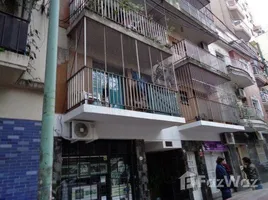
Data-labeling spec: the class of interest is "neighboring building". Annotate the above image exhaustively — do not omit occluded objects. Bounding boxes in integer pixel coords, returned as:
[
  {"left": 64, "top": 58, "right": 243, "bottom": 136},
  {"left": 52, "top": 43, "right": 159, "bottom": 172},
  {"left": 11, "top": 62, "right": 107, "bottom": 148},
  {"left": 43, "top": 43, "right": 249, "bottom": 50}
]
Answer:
[
  {"left": 0, "top": 1, "right": 49, "bottom": 199},
  {"left": 253, "top": 32, "right": 268, "bottom": 61}
]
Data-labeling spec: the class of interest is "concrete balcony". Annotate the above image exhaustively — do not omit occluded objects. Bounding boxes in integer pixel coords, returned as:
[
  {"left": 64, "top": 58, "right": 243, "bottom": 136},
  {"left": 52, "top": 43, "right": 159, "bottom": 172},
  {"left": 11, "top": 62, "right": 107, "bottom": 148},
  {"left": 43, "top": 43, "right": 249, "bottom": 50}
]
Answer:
[
  {"left": 65, "top": 67, "right": 185, "bottom": 128},
  {"left": 69, "top": 0, "right": 168, "bottom": 47},
  {"left": 253, "top": 66, "right": 268, "bottom": 87},
  {"left": 233, "top": 20, "right": 252, "bottom": 42},
  {"left": 260, "top": 91, "right": 268, "bottom": 110},
  {"left": 0, "top": 12, "right": 29, "bottom": 85},
  {"left": 227, "top": 58, "right": 255, "bottom": 88},
  {"left": 172, "top": 39, "right": 228, "bottom": 78},
  {"left": 226, "top": 0, "right": 245, "bottom": 20},
  {"left": 178, "top": 98, "right": 245, "bottom": 136},
  {"left": 239, "top": 106, "right": 268, "bottom": 132}
]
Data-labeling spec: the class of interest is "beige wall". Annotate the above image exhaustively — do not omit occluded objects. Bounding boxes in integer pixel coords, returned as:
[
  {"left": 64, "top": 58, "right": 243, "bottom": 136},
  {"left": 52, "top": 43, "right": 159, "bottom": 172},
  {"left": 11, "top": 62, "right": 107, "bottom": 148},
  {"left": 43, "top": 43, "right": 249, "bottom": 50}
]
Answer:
[{"left": 0, "top": 87, "right": 43, "bottom": 120}]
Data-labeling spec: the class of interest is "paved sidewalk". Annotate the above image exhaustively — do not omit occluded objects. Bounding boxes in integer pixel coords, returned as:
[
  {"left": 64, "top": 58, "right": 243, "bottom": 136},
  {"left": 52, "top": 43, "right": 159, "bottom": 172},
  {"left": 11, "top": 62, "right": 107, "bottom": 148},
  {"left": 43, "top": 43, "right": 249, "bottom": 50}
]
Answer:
[{"left": 215, "top": 182, "right": 268, "bottom": 200}]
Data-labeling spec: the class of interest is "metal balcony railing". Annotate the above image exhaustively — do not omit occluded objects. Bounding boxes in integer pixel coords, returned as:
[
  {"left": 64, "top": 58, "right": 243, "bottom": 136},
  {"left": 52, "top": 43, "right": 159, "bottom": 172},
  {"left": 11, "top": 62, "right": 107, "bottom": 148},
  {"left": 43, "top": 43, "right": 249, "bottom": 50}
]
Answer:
[
  {"left": 181, "top": 97, "right": 240, "bottom": 124},
  {"left": 178, "top": 0, "right": 216, "bottom": 32},
  {"left": 172, "top": 40, "right": 228, "bottom": 74},
  {"left": 67, "top": 67, "right": 180, "bottom": 116},
  {"left": 0, "top": 11, "right": 29, "bottom": 54},
  {"left": 227, "top": 58, "right": 254, "bottom": 78},
  {"left": 239, "top": 106, "right": 264, "bottom": 121},
  {"left": 69, "top": 0, "right": 167, "bottom": 45}
]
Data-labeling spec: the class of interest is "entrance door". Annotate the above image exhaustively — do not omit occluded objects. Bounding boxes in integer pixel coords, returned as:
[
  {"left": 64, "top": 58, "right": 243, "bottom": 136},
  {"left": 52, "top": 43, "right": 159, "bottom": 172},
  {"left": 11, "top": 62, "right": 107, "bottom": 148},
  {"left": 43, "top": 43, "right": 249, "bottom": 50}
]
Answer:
[
  {"left": 186, "top": 152, "right": 203, "bottom": 200},
  {"left": 204, "top": 152, "right": 223, "bottom": 198}
]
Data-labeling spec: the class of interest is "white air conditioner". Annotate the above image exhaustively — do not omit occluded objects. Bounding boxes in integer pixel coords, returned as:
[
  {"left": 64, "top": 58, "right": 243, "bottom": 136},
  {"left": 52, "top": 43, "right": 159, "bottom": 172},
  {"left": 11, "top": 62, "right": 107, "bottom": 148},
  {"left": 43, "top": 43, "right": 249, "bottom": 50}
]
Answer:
[
  {"left": 236, "top": 88, "right": 246, "bottom": 99},
  {"left": 225, "top": 133, "right": 235, "bottom": 144},
  {"left": 70, "top": 121, "right": 97, "bottom": 141},
  {"left": 256, "top": 132, "right": 264, "bottom": 141}
]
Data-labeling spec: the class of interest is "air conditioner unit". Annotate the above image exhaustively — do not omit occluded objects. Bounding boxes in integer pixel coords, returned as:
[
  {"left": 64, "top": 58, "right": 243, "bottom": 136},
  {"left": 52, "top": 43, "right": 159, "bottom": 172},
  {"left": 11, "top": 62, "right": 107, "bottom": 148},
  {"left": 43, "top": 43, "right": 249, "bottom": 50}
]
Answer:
[
  {"left": 70, "top": 121, "right": 97, "bottom": 141},
  {"left": 256, "top": 132, "right": 264, "bottom": 141},
  {"left": 236, "top": 88, "right": 246, "bottom": 99},
  {"left": 225, "top": 133, "right": 235, "bottom": 144}
]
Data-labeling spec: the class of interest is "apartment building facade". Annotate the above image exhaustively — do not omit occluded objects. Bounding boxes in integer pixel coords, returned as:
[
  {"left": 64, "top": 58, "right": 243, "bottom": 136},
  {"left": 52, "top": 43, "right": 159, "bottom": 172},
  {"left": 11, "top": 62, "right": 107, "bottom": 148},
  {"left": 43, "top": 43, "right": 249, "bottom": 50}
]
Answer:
[
  {"left": 1, "top": 0, "right": 268, "bottom": 200},
  {"left": 0, "top": 1, "right": 49, "bottom": 199}
]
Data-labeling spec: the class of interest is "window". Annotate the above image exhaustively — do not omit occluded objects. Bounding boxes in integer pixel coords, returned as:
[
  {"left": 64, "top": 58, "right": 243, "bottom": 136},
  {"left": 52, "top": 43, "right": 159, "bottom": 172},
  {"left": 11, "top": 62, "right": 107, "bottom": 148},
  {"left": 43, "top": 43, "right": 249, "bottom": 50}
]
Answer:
[
  {"left": 180, "top": 90, "right": 189, "bottom": 105},
  {"left": 252, "top": 98, "right": 264, "bottom": 117},
  {"left": 216, "top": 52, "right": 225, "bottom": 62}
]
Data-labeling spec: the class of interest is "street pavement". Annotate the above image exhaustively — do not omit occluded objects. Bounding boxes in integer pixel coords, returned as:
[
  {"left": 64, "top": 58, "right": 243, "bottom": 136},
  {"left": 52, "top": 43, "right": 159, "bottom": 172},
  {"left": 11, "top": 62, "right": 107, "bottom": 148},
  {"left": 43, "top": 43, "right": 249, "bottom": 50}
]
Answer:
[{"left": 229, "top": 188, "right": 268, "bottom": 200}]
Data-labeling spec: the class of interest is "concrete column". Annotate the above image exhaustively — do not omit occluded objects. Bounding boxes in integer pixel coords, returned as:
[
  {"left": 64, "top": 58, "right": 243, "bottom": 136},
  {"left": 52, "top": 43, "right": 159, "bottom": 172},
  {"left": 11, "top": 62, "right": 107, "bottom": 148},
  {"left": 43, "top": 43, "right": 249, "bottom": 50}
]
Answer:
[{"left": 135, "top": 140, "right": 150, "bottom": 200}]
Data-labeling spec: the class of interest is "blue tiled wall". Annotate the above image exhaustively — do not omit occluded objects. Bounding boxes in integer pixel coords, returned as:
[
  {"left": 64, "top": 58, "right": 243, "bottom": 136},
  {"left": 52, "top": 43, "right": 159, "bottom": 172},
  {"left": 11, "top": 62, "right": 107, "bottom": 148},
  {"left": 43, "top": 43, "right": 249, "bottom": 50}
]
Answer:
[{"left": 0, "top": 118, "right": 41, "bottom": 200}]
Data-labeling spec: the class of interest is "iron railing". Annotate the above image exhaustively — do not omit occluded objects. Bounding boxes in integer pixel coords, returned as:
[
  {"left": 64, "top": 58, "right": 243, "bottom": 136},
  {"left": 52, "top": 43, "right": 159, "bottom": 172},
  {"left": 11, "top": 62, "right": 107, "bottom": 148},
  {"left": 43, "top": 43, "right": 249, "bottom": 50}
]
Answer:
[
  {"left": 172, "top": 40, "right": 228, "bottom": 74},
  {"left": 69, "top": 0, "right": 167, "bottom": 45},
  {"left": 0, "top": 11, "right": 29, "bottom": 54},
  {"left": 177, "top": 0, "right": 216, "bottom": 32},
  {"left": 67, "top": 66, "right": 180, "bottom": 116},
  {"left": 239, "top": 106, "right": 264, "bottom": 121},
  {"left": 180, "top": 97, "right": 240, "bottom": 124}
]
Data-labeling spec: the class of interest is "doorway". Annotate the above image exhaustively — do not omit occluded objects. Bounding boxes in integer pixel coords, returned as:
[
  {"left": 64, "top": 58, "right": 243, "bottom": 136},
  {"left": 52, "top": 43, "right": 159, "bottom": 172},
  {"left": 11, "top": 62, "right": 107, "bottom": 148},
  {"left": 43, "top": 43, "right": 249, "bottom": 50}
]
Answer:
[{"left": 146, "top": 149, "right": 189, "bottom": 200}]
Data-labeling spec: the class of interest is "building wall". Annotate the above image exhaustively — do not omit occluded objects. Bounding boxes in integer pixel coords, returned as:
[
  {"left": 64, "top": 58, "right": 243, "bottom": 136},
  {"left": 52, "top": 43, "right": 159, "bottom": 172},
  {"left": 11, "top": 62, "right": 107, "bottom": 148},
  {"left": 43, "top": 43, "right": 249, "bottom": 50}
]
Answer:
[{"left": 0, "top": 118, "right": 41, "bottom": 200}]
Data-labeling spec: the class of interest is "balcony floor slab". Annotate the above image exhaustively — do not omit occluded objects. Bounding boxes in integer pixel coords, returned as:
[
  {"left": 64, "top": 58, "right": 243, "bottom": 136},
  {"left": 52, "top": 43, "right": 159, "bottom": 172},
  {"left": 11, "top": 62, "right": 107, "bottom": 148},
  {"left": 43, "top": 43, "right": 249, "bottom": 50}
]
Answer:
[
  {"left": 178, "top": 120, "right": 245, "bottom": 140},
  {"left": 240, "top": 119, "right": 268, "bottom": 132},
  {"left": 64, "top": 104, "right": 185, "bottom": 129}
]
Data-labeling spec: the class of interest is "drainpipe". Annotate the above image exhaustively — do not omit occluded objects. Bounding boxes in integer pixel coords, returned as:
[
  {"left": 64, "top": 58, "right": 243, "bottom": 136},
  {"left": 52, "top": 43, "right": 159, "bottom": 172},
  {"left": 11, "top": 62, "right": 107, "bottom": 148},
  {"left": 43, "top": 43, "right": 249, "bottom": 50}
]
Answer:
[{"left": 38, "top": 0, "right": 59, "bottom": 199}]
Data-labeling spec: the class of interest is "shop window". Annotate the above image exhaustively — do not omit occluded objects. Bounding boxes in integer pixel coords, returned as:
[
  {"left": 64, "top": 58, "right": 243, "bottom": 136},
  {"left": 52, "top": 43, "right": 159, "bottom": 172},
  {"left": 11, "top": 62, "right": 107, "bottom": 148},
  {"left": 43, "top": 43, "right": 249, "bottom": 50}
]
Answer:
[{"left": 180, "top": 90, "right": 189, "bottom": 105}]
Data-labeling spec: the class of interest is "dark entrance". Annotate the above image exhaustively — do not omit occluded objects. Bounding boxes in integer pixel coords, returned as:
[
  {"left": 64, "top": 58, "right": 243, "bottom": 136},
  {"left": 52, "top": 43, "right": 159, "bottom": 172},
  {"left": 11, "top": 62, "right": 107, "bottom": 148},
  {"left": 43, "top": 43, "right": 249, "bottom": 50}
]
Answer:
[
  {"left": 60, "top": 139, "right": 137, "bottom": 200},
  {"left": 146, "top": 149, "right": 190, "bottom": 200}
]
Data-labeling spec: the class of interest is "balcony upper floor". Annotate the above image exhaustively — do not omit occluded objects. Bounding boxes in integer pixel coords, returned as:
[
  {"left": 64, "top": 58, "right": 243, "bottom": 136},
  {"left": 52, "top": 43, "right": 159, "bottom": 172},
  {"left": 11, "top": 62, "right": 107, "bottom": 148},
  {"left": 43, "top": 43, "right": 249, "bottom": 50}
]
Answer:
[
  {"left": 163, "top": 0, "right": 218, "bottom": 44},
  {"left": 172, "top": 39, "right": 228, "bottom": 78},
  {"left": 69, "top": 0, "right": 168, "bottom": 48},
  {"left": 66, "top": 66, "right": 185, "bottom": 128},
  {"left": 226, "top": 0, "right": 245, "bottom": 20},
  {"left": 253, "top": 64, "right": 268, "bottom": 87},
  {"left": 226, "top": 58, "right": 255, "bottom": 88},
  {"left": 233, "top": 20, "right": 252, "bottom": 42},
  {"left": 0, "top": 11, "right": 29, "bottom": 85}
]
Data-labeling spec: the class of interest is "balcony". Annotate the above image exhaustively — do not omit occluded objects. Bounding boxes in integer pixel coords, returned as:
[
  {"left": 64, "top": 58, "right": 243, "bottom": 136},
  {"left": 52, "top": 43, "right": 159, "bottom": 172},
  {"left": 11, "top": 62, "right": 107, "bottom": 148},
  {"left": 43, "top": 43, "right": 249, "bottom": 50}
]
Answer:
[
  {"left": 239, "top": 106, "right": 268, "bottom": 131},
  {"left": 260, "top": 91, "right": 268, "bottom": 110},
  {"left": 226, "top": 0, "right": 245, "bottom": 20},
  {"left": 253, "top": 66, "right": 268, "bottom": 87},
  {"left": 0, "top": 11, "right": 29, "bottom": 84},
  {"left": 227, "top": 58, "right": 255, "bottom": 87},
  {"left": 233, "top": 20, "right": 252, "bottom": 42},
  {"left": 69, "top": 0, "right": 168, "bottom": 46},
  {"left": 178, "top": 97, "right": 245, "bottom": 135},
  {"left": 172, "top": 40, "right": 228, "bottom": 77},
  {"left": 65, "top": 66, "right": 185, "bottom": 128}
]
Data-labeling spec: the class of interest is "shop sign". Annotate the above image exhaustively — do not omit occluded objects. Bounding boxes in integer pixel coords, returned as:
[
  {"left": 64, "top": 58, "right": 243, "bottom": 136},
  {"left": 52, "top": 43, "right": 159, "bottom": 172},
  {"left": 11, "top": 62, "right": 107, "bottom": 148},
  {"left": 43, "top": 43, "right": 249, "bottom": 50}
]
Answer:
[{"left": 203, "top": 142, "right": 227, "bottom": 152}]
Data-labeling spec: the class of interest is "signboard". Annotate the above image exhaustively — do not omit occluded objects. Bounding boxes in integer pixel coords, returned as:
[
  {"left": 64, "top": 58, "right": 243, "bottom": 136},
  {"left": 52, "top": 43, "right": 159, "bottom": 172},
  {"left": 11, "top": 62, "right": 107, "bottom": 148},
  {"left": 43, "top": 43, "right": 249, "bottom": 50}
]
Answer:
[
  {"left": 72, "top": 185, "right": 97, "bottom": 200},
  {"left": 203, "top": 142, "right": 227, "bottom": 152}
]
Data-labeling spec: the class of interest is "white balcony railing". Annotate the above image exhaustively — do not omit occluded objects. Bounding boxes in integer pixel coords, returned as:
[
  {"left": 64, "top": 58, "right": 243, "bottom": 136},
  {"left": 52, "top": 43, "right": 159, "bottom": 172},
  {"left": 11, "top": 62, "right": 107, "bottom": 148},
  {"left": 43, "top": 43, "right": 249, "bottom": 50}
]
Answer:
[
  {"left": 177, "top": 0, "right": 216, "bottom": 32},
  {"left": 69, "top": 0, "right": 167, "bottom": 45},
  {"left": 67, "top": 67, "right": 180, "bottom": 116},
  {"left": 172, "top": 40, "right": 228, "bottom": 74}
]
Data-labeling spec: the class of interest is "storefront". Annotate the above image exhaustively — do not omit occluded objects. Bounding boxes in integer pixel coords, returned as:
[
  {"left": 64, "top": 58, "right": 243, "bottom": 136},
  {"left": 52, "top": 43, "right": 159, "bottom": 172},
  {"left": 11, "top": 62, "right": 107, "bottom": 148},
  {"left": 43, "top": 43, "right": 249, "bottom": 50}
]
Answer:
[{"left": 56, "top": 139, "right": 144, "bottom": 200}]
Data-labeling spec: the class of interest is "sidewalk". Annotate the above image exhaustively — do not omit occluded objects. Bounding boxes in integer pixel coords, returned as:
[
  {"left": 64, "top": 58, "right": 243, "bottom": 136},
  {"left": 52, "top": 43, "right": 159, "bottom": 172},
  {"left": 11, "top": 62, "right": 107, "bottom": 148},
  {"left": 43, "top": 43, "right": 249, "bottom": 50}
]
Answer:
[{"left": 214, "top": 182, "right": 268, "bottom": 200}]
